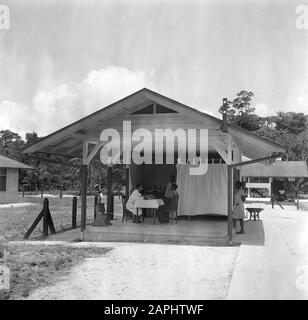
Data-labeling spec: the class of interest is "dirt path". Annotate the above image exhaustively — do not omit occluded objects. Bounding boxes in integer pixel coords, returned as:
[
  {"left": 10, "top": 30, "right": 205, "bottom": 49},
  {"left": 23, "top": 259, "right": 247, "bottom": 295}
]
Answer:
[
  {"left": 26, "top": 243, "right": 239, "bottom": 300},
  {"left": 228, "top": 206, "right": 308, "bottom": 299}
]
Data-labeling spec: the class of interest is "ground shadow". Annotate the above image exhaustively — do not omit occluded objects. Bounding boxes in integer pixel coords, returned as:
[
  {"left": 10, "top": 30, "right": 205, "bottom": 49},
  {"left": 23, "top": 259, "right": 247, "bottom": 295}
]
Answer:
[{"left": 234, "top": 219, "right": 265, "bottom": 246}]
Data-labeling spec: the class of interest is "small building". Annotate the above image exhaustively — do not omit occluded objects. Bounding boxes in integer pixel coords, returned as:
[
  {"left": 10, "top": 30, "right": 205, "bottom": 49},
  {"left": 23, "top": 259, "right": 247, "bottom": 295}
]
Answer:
[
  {"left": 0, "top": 154, "right": 33, "bottom": 203},
  {"left": 240, "top": 160, "right": 308, "bottom": 202},
  {"left": 22, "top": 88, "right": 285, "bottom": 244}
]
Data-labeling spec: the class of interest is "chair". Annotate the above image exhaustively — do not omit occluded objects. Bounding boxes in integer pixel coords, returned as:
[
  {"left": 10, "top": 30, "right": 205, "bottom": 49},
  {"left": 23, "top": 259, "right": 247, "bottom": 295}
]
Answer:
[
  {"left": 122, "top": 196, "right": 133, "bottom": 222},
  {"left": 169, "top": 194, "right": 179, "bottom": 224}
]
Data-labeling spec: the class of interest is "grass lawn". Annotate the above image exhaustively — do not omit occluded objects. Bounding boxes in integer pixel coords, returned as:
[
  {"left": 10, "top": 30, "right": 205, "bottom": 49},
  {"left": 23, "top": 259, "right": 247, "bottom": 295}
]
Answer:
[
  {"left": 0, "top": 194, "right": 123, "bottom": 241},
  {"left": 0, "top": 243, "right": 112, "bottom": 300},
  {"left": 0, "top": 194, "right": 122, "bottom": 300}
]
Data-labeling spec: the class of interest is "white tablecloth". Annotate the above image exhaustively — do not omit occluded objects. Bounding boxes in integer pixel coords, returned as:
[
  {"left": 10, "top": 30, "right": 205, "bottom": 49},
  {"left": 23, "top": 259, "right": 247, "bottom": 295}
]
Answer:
[{"left": 135, "top": 199, "right": 164, "bottom": 209}]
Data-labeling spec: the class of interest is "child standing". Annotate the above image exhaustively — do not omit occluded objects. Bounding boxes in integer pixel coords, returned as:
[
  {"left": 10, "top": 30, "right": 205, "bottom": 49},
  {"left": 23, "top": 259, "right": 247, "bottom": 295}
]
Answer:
[{"left": 232, "top": 181, "right": 246, "bottom": 234}]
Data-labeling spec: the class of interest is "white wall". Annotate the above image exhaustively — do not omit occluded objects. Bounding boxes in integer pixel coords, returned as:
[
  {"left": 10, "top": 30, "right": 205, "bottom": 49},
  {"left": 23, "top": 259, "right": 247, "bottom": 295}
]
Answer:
[{"left": 0, "top": 168, "right": 19, "bottom": 203}]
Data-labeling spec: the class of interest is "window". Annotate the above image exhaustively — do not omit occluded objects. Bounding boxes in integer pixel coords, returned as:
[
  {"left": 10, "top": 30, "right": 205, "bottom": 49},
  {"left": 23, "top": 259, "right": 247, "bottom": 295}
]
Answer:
[
  {"left": 155, "top": 104, "right": 178, "bottom": 113},
  {"left": 131, "top": 103, "right": 179, "bottom": 115},
  {"left": 0, "top": 168, "right": 7, "bottom": 192},
  {"left": 132, "top": 104, "right": 154, "bottom": 114}
]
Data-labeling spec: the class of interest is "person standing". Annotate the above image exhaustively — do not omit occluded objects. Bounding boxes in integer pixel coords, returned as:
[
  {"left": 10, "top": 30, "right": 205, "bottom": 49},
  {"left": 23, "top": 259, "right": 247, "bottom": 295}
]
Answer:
[
  {"left": 232, "top": 181, "right": 246, "bottom": 234},
  {"left": 165, "top": 175, "right": 175, "bottom": 199}
]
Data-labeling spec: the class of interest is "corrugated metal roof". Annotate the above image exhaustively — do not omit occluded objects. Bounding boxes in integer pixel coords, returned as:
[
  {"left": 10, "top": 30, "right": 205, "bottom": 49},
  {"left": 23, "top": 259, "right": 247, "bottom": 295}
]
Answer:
[
  {"left": 240, "top": 161, "right": 308, "bottom": 178},
  {"left": 0, "top": 154, "right": 34, "bottom": 170}
]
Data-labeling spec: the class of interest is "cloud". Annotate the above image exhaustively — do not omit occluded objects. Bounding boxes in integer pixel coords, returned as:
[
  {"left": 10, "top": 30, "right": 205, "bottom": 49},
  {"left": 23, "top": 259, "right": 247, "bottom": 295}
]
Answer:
[
  {"left": 0, "top": 66, "right": 155, "bottom": 138},
  {"left": 254, "top": 103, "right": 275, "bottom": 117}
]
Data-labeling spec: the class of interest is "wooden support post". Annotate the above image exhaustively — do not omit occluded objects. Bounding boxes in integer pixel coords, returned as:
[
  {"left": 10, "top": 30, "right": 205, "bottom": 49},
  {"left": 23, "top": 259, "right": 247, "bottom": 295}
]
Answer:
[
  {"left": 42, "top": 198, "right": 49, "bottom": 238},
  {"left": 22, "top": 185, "right": 25, "bottom": 197},
  {"left": 107, "top": 165, "right": 113, "bottom": 219},
  {"left": 80, "top": 165, "right": 87, "bottom": 233},
  {"left": 125, "top": 165, "right": 130, "bottom": 201},
  {"left": 24, "top": 209, "right": 45, "bottom": 239},
  {"left": 47, "top": 207, "right": 56, "bottom": 235},
  {"left": 94, "top": 193, "right": 99, "bottom": 220},
  {"left": 72, "top": 196, "right": 77, "bottom": 229},
  {"left": 271, "top": 178, "right": 274, "bottom": 209},
  {"left": 227, "top": 166, "right": 233, "bottom": 245},
  {"left": 24, "top": 198, "right": 55, "bottom": 239}
]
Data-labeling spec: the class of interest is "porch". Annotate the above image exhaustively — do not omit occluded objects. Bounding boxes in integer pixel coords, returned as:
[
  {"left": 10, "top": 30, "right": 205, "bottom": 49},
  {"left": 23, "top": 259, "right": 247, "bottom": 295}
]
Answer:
[{"left": 83, "top": 216, "right": 229, "bottom": 246}]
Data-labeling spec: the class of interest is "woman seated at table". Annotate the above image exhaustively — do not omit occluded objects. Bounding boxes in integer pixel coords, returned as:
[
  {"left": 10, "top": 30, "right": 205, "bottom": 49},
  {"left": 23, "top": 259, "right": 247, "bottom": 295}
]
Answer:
[{"left": 126, "top": 182, "right": 144, "bottom": 223}]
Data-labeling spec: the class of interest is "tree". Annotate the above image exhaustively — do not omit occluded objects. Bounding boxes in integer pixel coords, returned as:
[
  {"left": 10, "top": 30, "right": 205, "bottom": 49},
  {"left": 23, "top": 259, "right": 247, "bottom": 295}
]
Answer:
[
  {"left": 219, "top": 90, "right": 261, "bottom": 131},
  {"left": 25, "top": 132, "right": 40, "bottom": 145},
  {"left": 275, "top": 112, "right": 307, "bottom": 135},
  {"left": 256, "top": 112, "right": 308, "bottom": 161},
  {"left": 0, "top": 130, "right": 24, "bottom": 160}
]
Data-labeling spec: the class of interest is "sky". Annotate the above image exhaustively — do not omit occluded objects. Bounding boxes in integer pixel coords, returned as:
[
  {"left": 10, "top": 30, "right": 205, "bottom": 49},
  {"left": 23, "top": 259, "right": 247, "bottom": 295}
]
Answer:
[{"left": 0, "top": 0, "right": 307, "bottom": 138}]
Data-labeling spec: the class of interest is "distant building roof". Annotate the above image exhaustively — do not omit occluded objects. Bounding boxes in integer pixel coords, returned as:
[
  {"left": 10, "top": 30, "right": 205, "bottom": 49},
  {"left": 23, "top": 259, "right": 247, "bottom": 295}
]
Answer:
[
  {"left": 240, "top": 161, "right": 308, "bottom": 178},
  {"left": 0, "top": 154, "right": 34, "bottom": 170}
]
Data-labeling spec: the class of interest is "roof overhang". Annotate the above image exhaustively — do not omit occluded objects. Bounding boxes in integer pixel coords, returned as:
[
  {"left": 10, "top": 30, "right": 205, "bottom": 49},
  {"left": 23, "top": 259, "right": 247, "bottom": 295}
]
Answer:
[
  {"left": 22, "top": 88, "right": 286, "bottom": 161},
  {"left": 0, "top": 154, "right": 34, "bottom": 170},
  {"left": 240, "top": 161, "right": 308, "bottom": 178}
]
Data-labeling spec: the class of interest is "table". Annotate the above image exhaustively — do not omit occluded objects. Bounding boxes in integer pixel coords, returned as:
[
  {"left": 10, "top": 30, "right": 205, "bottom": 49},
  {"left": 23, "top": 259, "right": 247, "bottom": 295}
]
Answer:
[
  {"left": 135, "top": 199, "right": 164, "bottom": 224},
  {"left": 246, "top": 207, "right": 264, "bottom": 221}
]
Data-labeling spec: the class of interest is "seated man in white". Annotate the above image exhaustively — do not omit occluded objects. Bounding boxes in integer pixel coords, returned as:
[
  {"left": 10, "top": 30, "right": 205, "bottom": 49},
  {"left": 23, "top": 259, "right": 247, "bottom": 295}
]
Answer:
[{"left": 126, "top": 182, "right": 144, "bottom": 223}]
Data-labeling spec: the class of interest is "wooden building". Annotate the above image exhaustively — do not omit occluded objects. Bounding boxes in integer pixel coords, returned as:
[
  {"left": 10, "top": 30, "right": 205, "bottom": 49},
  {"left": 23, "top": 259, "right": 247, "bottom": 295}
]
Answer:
[
  {"left": 0, "top": 154, "right": 33, "bottom": 203},
  {"left": 240, "top": 160, "right": 308, "bottom": 202},
  {"left": 22, "top": 88, "right": 285, "bottom": 244}
]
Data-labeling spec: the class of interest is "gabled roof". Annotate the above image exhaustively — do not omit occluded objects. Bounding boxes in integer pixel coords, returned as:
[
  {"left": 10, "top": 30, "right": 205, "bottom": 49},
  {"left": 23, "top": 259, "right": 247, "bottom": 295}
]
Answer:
[
  {"left": 0, "top": 154, "right": 34, "bottom": 170},
  {"left": 22, "top": 88, "right": 285, "bottom": 159}
]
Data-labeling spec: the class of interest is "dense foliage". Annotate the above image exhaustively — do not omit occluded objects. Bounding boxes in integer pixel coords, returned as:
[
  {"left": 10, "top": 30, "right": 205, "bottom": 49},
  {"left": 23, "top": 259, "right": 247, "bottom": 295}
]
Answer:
[
  {"left": 219, "top": 91, "right": 308, "bottom": 161},
  {"left": 0, "top": 131, "right": 124, "bottom": 193}
]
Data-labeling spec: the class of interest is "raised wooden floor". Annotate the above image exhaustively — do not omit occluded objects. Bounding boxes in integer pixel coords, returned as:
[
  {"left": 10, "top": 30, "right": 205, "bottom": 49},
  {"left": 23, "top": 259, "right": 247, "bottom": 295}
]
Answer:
[{"left": 83, "top": 216, "right": 229, "bottom": 246}]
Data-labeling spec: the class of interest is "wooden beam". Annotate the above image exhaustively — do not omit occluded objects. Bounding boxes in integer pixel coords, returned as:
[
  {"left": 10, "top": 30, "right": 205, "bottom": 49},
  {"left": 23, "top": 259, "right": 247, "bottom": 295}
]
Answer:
[
  {"left": 125, "top": 165, "right": 130, "bottom": 201},
  {"left": 52, "top": 138, "right": 79, "bottom": 151},
  {"left": 227, "top": 166, "right": 233, "bottom": 245},
  {"left": 83, "top": 141, "right": 104, "bottom": 165},
  {"left": 67, "top": 142, "right": 82, "bottom": 153},
  {"left": 72, "top": 132, "right": 87, "bottom": 140},
  {"left": 229, "top": 153, "right": 283, "bottom": 168},
  {"left": 80, "top": 165, "right": 87, "bottom": 233},
  {"left": 26, "top": 155, "right": 80, "bottom": 168},
  {"left": 36, "top": 151, "right": 74, "bottom": 159},
  {"left": 227, "top": 135, "right": 233, "bottom": 164},
  {"left": 209, "top": 135, "right": 233, "bottom": 165},
  {"left": 107, "top": 165, "right": 113, "bottom": 219},
  {"left": 82, "top": 141, "right": 88, "bottom": 165}
]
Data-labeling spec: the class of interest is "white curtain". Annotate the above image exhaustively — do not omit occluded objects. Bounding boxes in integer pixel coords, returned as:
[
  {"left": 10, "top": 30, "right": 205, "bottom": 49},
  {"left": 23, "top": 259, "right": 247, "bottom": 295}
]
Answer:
[{"left": 176, "top": 164, "right": 228, "bottom": 216}]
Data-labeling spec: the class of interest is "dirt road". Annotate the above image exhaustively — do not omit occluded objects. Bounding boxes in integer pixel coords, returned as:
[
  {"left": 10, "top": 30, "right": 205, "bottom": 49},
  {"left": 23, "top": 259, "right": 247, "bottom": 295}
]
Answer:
[{"left": 26, "top": 243, "right": 239, "bottom": 300}]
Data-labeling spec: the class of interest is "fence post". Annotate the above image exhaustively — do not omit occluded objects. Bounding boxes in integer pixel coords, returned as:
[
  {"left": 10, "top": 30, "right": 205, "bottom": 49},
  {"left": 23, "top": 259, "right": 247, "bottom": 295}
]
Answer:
[
  {"left": 94, "top": 194, "right": 98, "bottom": 220},
  {"left": 59, "top": 187, "right": 63, "bottom": 199},
  {"left": 72, "top": 196, "right": 77, "bottom": 229},
  {"left": 42, "top": 198, "right": 49, "bottom": 238}
]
